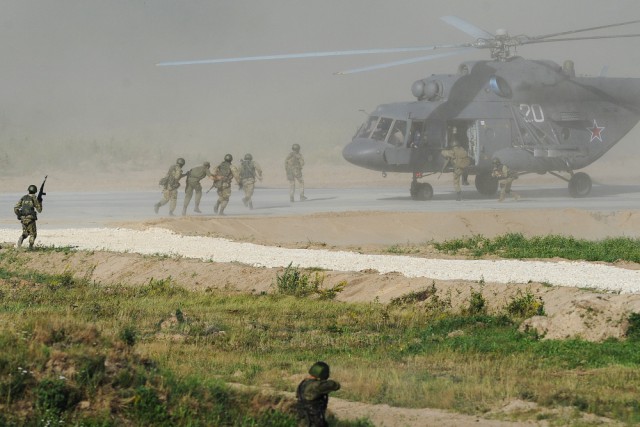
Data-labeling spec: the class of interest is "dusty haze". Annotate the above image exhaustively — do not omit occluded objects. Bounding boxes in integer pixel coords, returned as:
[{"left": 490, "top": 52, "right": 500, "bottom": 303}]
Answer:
[{"left": 2, "top": 0, "right": 640, "bottom": 190}]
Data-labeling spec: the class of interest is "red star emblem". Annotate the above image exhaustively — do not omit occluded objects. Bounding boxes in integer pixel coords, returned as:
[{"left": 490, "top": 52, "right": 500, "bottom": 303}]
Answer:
[{"left": 587, "top": 120, "right": 605, "bottom": 142}]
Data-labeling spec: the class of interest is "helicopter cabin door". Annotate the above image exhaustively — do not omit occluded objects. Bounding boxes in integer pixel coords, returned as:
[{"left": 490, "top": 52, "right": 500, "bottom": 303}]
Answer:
[
  {"left": 474, "top": 119, "right": 512, "bottom": 166},
  {"left": 382, "top": 119, "right": 410, "bottom": 166}
]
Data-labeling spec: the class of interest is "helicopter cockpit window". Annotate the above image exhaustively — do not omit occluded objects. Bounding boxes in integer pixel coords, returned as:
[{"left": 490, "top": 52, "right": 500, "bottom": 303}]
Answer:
[
  {"left": 388, "top": 120, "right": 407, "bottom": 146},
  {"left": 371, "top": 117, "right": 393, "bottom": 141},
  {"left": 356, "top": 116, "right": 379, "bottom": 138}
]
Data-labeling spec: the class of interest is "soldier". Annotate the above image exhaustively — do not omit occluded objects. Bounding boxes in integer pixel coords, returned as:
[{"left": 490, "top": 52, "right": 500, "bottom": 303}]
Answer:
[
  {"left": 492, "top": 158, "right": 520, "bottom": 202},
  {"left": 441, "top": 139, "right": 471, "bottom": 201},
  {"left": 239, "top": 153, "right": 262, "bottom": 210},
  {"left": 296, "top": 361, "right": 341, "bottom": 427},
  {"left": 14, "top": 185, "right": 43, "bottom": 250},
  {"left": 285, "top": 143, "right": 306, "bottom": 202},
  {"left": 182, "top": 161, "right": 214, "bottom": 215},
  {"left": 154, "top": 157, "right": 187, "bottom": 216},
  {"left": 212, "top": 154, "right": 240, "bottom": 216}
]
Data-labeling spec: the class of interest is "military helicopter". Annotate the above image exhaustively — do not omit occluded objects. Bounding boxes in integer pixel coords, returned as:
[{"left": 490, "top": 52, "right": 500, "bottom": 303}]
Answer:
[{"left": 158, "top": 16, "right": 640, "bottom": 200}]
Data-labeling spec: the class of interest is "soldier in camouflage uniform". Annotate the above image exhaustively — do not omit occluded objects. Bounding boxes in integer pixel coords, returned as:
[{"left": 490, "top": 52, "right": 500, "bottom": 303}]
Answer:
[
  {"left": 182, "top": 161, "right": 214, "bottom": 215},
  {"left": 441, "top": 139, "right": 471, "bottom": 201},
  {"left": 14, "top": 185, "right": 43, "bottom": 250},
  {"left": 285, "top": 143, "right": 306, "bottom": 202},
  {"left": 239, "top": 153, "right": 262, "bottom": 210},
  {"left": 154, "top": 157, "right": 186, "bottom": 216},
  {"left": 491, "top": 158, "right": 520, "bottom": 202},
  {"left": 296, "top": 361, "right": 341, "bottom": 427},
  {"left": 212, "top": 154, "right": 240, "bottom": 216}
]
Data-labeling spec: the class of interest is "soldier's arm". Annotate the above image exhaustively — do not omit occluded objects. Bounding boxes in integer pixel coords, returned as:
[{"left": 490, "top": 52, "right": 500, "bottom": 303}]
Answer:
[
  {"left": 255, "top": 162, "right": 263, "bottom": 179},
  {"left": 303, "top": 380, "right": 341, "bottom": 400},
  {"left": 35, "top": 198, "right": 43, "bottom": 213},
  {"left": 299, "top": 154, "right": 305, "bottom": 168},
  {"left": 14, "top": 200, "right": 22, "bottom": 216},
  {"left": 232, "top": 166, "right": 241, "bottom": 183}
]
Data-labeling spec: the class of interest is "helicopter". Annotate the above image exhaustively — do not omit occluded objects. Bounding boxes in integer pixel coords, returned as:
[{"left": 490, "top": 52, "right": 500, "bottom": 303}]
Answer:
[{"left": 158, "top": 16, "right": 640, "bottom": 200}]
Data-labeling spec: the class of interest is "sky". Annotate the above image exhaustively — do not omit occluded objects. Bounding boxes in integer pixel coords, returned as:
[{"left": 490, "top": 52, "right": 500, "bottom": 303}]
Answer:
[{"left": 2, "top": 0, "right": 640, "bottom": 171}]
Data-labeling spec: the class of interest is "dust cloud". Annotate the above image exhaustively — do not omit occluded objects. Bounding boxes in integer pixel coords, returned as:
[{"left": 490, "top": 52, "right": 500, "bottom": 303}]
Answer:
[{"left": 1, "top": 0, "right": 640, "bottom": 191}]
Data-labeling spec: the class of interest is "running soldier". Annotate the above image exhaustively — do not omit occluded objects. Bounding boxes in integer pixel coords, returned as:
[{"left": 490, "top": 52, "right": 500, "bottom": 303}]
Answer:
[
  {"left": 212, "top": 154, "right": 240, "bottom": 216},
  {"left": 182, "top": 161, "right": 214, "bottom": 215},
  {"left": 441, "top": 139, "right": 471, "bottom": 201},
  {"left": 154, "top": 157, "right": 186, "bottom": 216},
  {"left": 296, "top": 361, "right": 341, "bottom": 427},
  {"left": 14, "top": 184, "right": 43, "bottom": 250},
  {"left": 492, "top": 158, "right": 520, "bottom": 202},
  {"left": 239, "top": 153, "right": 262, "bottom": 210},
  {"left": 285, "top": 143, "right": 306, "bottom": 202}
]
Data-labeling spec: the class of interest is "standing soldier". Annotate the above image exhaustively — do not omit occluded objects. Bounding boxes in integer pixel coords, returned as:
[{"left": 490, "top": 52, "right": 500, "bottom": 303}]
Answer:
[
  {"left": 182, "top": 161, "right": 213, "bottom": 215},
  {"left": 212, "top": 154, "right": 240, "bottom": 216},
  {"left": 285, "top": 143, "right": 306, "bottom": 202},
  {"left": 296, "top": 361, "right": 341, "bottom": 427},
  {"left": 14, "top": 184, "right": 43, "bottom": 250},
  {"left": 154, "top": 157, "right": 186, "bottom": 216},
  {"left": 441, "top": 139, "right": 471, "bottom": 201},
  {"left": 491, "top": 158, "right": 520, "bottom": 202},
  {"left": 239, "top": 153, "right": 262, "bottom": 210}
]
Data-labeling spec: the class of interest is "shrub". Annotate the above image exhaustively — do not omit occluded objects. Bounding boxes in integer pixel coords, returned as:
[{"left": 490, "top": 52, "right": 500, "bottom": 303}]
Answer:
[
  {"left": 505, "top": 289, "right": 545, "bottom": 319},
  {"left": 36, "top": 378, "right": 80, "bottom": 414},
  {"left": 626, "top": 312, "right": 640, "bottom": 340}
]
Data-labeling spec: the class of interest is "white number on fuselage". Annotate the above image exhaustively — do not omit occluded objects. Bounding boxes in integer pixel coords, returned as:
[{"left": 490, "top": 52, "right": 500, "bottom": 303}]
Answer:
[{"left": 519, "top": 104, "right": 545, "bottom": 123}]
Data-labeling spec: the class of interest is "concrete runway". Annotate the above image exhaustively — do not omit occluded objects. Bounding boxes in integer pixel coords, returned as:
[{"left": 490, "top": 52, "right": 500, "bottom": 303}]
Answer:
[{"left": 2, "top": 183, "right": 640, "bottom": 229}]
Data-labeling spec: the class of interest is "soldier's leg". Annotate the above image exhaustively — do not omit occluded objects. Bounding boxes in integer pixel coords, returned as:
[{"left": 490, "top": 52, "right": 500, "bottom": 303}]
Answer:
[
  {"left": 242, "top": 182, "right": 250, "bottom": 206},
  {"left": 17, "top": 222, "right": 28, "bottom": 248},
  {"left": 168, "top": 190, "right": 178, "bottom": 215},
  {"left": 246, "top": 181, "right": 255, "bottom": 209},
  {"left": 215, "top": 188, "right": 223, "bottom": 213},
  {"left": 28, "top": 222, "right": 37, "bottom": 249},
  {"left": 219, "top": 187, "right": 231, "bottom": 215},
  {"left": 298, "top": 175, "right": 306, "bottom": 201},
  {"left": 289, "top": 180, "right": 295, "bottom": 202},
  {"left": 498, "top": 181, "right": 506, "bottom": 202},
  {"left": 156, "top": 191, "right": 171, "bottom": 212},
  {"left": 183, "top": 185, "right": 194, "bottom": 215},
  {"left": 194, "top": 185, "right": 203, "bottom": 213}
]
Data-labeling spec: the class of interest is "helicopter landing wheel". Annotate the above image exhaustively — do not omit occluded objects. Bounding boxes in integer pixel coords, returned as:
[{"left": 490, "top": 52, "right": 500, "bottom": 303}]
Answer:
[
  {"left": 410, "top": 182, "right": 433, "bottom": 200},
  {"left": 475, "top": 172, "right": 498, "bottom": 196},
  {"left": 568, "top": 172, "right": 592, "bottom": 198}
]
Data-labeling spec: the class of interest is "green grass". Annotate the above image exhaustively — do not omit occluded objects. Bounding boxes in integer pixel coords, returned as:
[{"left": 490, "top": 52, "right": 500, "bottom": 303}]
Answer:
[
  {"left": 1, "top": 255, "right": 640, "bottom": 425},
  {"left": 433, "top": 233, "right": 640, "bottom": 262}
]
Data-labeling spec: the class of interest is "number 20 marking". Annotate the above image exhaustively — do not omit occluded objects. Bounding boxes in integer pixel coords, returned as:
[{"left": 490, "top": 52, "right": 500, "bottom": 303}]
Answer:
[{"left": 519, "top": 104, "right": 545, "bottom": 123}]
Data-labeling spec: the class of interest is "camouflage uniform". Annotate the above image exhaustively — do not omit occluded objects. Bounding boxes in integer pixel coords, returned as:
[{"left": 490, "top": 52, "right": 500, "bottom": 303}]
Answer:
[
  {"left": 441, "top": 142, "right": 471, "bottom": 200},
  {"left": 155, "top": 159, "right": 186, "bottom": 215},
  {"left": 239, "top": 156, "right": 262, "bottom": 210},
  {"left": 182, "top": 162, "right": 213, "bottom": 215},
  {"left": 14, "top": 190, "right": 43, "bottom": 250},
  {"left": 285, "top": 145, "right": 306, "bottom": 202},
  {"left": 213, "top": 157, "right": 239, "bottom": 215},
  {"left": 296, "top": 362, "right": 340, "bottom": 427},
  {"left": 492, "top": 160, "right": 520, "bottom": 202}
]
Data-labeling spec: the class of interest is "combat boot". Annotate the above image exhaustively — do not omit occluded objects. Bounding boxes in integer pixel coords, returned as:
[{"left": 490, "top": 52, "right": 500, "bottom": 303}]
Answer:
[
  {"left": 300, "top": 195, "right": 308, "bottom": 201},
  {"left": 194, "top": 207, "right": 202, "bottom": 213},
  {"left": 17, "top": 235, "right": 24, "bottom": 249},
  {"left": 218, "top": 201, "right": 228, "bottom": 216},
  {"left": 456, "top": 192, "right": 462, "bottom": 201},
  {"left": 214, "top": 201, "right": 220, "bottom": 214},
  {"left": 154, "top": 203, "right": 160, "bottom": 214}
]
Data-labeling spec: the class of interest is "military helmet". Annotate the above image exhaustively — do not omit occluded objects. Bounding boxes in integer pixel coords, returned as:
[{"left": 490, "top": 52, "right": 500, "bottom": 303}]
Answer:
[
  {"left": 292, "top": 143, "right": 300, "bottom": 152},
  {"left": 308, "top": 361, "right": 330, "bottom": 380},
  {"left": 492, "top": 158, "right": 502, "bottom": 165},
  {"left": 244, "top": 153, "right": 253, "bottom": 161},
  {"left": 451, "top": 139, "right": 460, "bottom": 147},
  {"left": 224, "top": 154, "right": 233, "bottom": 162},
  {"left": 203, "top": 161, "right": 211, "bottom": 168},
  {"left": 176, "top": 157, "right": 185, "bottom": 167},
  {"left": 28, "top": 185, "right": 38, "bottom": 194}
]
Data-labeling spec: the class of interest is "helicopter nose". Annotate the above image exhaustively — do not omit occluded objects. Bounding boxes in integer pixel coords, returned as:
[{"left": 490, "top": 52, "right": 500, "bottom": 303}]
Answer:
[{"left": 342, "top": 138, "right": 386, "bottom": 170}]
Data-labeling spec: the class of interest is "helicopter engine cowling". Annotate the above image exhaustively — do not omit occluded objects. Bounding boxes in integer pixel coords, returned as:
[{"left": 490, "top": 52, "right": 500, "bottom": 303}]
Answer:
[{"left": 492, "top": 148, "right": 548, "bottom": 174}]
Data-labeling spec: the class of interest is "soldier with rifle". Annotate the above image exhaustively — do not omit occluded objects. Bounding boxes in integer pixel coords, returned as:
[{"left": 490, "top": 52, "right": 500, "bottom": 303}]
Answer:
[
  {"left": 182, "top": 161, "right": 214, "bottom": 215},
  {"left": 212, "top": 154, "right": 240, "bottom": 216},
  {"left": 14, "top": 177, "right": 46, "bottom": 250},
  {"left": 239, "top": 153, "right": 262, "bottom": 210}
]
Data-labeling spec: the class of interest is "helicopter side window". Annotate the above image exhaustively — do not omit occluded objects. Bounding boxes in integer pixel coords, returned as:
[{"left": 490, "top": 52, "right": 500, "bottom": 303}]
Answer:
[
  {"left": 372, "top": 117, "right": 393, "bottom": 141},
  {"left": 356, "top": 116, "right": 379, "bottom": 138},
  {"left": 388, "top": 120, "right": 407, "bottom": 147}
]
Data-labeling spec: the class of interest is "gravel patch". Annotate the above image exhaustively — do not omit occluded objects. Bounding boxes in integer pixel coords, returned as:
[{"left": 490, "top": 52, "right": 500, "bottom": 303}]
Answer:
[{"left": 1, "top": 227, "right": 638, "bottom": 293}]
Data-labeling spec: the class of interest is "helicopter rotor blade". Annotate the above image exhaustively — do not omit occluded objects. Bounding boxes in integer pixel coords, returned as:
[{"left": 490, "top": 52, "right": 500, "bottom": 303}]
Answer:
[
  {"left": 440, "top": 15, "right": 494, "bottom": 40},
  {"left": 522, "top": 33, "right": 640, "bottom": 45},
  {"left": 334, "top": 49, "right": 474, "bottom": 75},
  {"left": 156, "top": 44, "right": 465, "bottom": 67},
  {"left": 530, "top": 19, "right": 640, "bottom": 41}
]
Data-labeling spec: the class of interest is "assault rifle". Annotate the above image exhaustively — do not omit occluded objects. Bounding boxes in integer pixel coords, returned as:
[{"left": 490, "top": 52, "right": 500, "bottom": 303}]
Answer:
[{"left": 37, "top": 176, "right": 47, "bottom": 203}]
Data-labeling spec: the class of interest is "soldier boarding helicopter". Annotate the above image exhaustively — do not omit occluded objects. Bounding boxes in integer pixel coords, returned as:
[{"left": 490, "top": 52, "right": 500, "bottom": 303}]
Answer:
[{"left": 158, "top": 16, "right": 640, "bottom": 200}]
